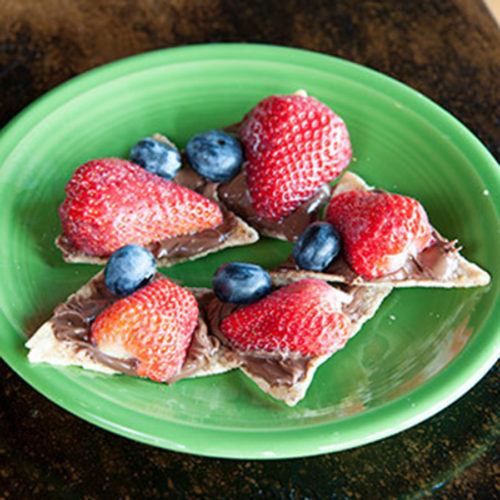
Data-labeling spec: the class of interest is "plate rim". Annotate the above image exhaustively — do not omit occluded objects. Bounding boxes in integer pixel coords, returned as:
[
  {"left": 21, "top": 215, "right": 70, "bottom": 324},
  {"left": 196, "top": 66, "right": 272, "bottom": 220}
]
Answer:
[{"left": 0, "top": 43, "right": 499, "bottom": 459}]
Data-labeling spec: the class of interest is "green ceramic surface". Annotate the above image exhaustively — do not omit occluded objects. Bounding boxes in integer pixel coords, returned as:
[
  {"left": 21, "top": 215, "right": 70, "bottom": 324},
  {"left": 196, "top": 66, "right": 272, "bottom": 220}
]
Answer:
[{"left": 0, "top": 44, "right": 498, "bottom": 459}]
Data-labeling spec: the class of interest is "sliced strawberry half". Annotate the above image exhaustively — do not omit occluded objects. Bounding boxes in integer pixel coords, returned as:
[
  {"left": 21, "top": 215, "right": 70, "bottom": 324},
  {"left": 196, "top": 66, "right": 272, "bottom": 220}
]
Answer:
[
  {"left": 90, "top": 278, "right": 199, "bottom": 382},
  {"left": 59, "top": 158, "right": 223, "bottom": 256},
  {"left": 220, "top": 279, "right": 352, "bottom": 357},
  {"left": 239, "top": 94, "right": 352, "bottom": 221},
  {"left": 326, "top": 189, "right": 435, "bottom": 279}
]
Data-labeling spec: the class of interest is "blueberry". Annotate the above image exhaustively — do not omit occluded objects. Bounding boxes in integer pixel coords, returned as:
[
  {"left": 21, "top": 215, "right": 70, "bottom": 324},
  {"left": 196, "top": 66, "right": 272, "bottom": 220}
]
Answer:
[
  {"left": 293, "top": 222, "right": 341, "bottom": 271},
  {"left": 186, "top": 130, "right": 243, "bottom": 182},
  {"left": 130, "top": 137, "right": 181, "bottom": 179},
  {"left": 104, "top": 245, "right": 156, "bottom": 297},
  {"left": 213, "top": 262, "right": 272, "bottom": 305}
]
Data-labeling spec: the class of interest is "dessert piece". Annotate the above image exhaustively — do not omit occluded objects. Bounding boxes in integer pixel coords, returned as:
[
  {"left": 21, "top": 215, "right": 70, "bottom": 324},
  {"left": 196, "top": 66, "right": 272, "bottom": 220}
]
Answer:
[
  {"left": 217, "top": 92, "right": 352, "bottom": 241},
  {"left": 203, "top": 278, "right": 391, "bottom": 406},
  {"left": 239, "top": 94, "right": 351, "bottom": 221},
  {"left": 27, "top": 253, "right": 390, "bottom": 406},
  {"left": 26, "top": 271, "right": 240, "bottom": 382},
  {"left": 90, "top": 277, "right": 198, "bottom": 381},
  {"left": 165, "top": 92, "right": 350, "bottom": 241},
  {"left": 56, "top": 157, "right": 258, "bottom": 266},
  {"left": 218, "top": 169, "right": 332, "bottom": 242},
  {"left": 272, "top": 172, "right": 491, "bottom": 288}
]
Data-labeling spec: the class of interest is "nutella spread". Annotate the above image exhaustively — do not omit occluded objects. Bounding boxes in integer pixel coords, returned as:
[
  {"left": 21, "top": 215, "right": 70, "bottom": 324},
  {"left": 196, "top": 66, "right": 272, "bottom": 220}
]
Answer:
[
  {"left": 218, "top": 169, "right": 331, "bottom": 242},
  {"left": 57, "top": 155, "right": 242, "bottom": 262},
  {"left": 57, "top": 205, "right": 239, "bottom": 262},
  {"left": 172, "top": 159, "right": 216, "bottom": 199},
  {"left": 163, "top": 321, "right": 223, "bottom": 383},
  {"left": 146, "top": 208, "right": 239, "bottom": 260},
  {"left": 394, "top": 233, "right": 460, "bottom": 281},
  {"left": 51, "top": 276, "right": 138, "bottom": 374},
  {"left": 48, "top": 274, "right": 310, "bottom": 388},
  {"left": 276, "top": 231, "right": 460, "bottom": 283},
  {"left": 49, "top": 274, "right": 225, "bottom": 383},
  {"left": 203, "top": 294, "right": 313, "bottom": 388},
  {"left": 277, "top": 253, "right": 358, "bottom": 283},
  {"left": 164, "top": 139, "right": 331, "bottom": 243}
]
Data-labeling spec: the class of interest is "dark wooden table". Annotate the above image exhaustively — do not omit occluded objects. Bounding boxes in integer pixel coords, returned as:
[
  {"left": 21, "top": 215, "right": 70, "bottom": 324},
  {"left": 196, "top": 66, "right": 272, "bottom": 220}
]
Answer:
[{"left": 1, "top": 1, "right": 498, "bottom": 498}]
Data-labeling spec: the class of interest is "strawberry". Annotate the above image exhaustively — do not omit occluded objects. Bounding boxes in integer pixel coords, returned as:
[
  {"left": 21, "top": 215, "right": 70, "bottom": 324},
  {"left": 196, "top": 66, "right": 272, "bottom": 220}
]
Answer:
[
  {"left": 90, "top": 278, "right": 198, "bottom": 382},
  {"left": 239, "top": 94, "right": 351, "bottom": 221},
  {"left": 220, "top": 279, "right": 351, "bottom": 357},
  {"left": 326, "top": 190, "right": 434, "bottom": 279},
  {"left": 60, "top": 158, "right": 223, "bottom": 256}
]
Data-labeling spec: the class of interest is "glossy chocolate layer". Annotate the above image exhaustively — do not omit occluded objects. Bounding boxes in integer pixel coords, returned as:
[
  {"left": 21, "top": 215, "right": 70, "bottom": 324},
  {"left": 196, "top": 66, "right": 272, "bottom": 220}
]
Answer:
[
  {"left": 163, "top": 320, "right": 225, "bottom": 383},
  {"left": 218, "top": 169, "right": 331, "bottom": 242},
  {"left": 146, "top": 207, "right": 239, "bottom": 260},
  {"left": 57, "top": 191, "right": 239, "bottom": 263},
  {"left": 51, "top": 276, "right": 139, "bottom": 374},
  {"left": 394, "top": 232, "right": 460, "bottom": 281},
  {"left": 48, "top": 273, "right": 310, "bottom": 389},
  {"left": 49, "top": 274, "right": 223, "bottom": 383},
  {"left": 172, "top": 160, "right": 217, "bottom": 199},
  {"left": 203, "top": 294, "right": 313, "bottom": 388},
  {"left": 276, "top": 231, "right": 460, "bottom": 283}
]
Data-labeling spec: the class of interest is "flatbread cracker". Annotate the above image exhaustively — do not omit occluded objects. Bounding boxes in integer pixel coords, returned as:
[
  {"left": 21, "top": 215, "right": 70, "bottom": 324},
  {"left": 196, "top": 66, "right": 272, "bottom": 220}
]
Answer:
[
  {"left": 26, "top": 272, "right": 241, "bottom": 381},
  {"left": 55, "top": 141, "right": 259, "bottom": 265},
  {"left": 26, "top": 271, "right": 392, "bottom": 406},
  {"left": 238, "top": 284, "right": 392, "bottom": 406},
  {"left": 271, "top": 172, "right": 491, "bottom": 288},
  {"left": 56, "top": 208, "right": 259, "bottom": 267}
]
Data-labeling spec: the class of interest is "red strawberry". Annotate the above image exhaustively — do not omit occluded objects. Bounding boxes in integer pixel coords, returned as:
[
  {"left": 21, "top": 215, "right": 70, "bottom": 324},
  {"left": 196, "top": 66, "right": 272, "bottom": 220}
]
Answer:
[
  {"left": 60, "top": 158, "right": 223, "bottom": 256},
  {"left": 239, "top": 94, "right": 351, "bottom": 221},
  {"left": 220, "top": 279, "right": 351, "bottom": 357},
  {"left": 326, "top": 190, "right": 434, "bottom": 279},
  {"left": 91, "top": 278, "right": 198, "bottom": 382}
]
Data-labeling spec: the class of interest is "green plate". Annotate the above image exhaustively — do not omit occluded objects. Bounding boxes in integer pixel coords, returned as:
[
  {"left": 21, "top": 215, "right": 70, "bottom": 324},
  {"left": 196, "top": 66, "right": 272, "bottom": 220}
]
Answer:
[{"left": 0, "top": 44, "right": 498, "bottom": 459}]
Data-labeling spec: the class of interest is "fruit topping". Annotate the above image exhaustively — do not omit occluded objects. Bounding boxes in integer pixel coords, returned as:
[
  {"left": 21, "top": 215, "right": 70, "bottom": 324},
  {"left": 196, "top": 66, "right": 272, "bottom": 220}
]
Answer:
[
  {"left": 129, "top": 136, "right": 181, "bottom": 180},
  {"left": 91, "top": 278, "right": 199, "bottom": 382},
  {"left": 213, "top": 262, "right": 272, "bottom": 305},
  {"left": 239, "top": 94, "right": 352, "bottom": 221},
  {"left": 59, "top": 158, "right": 223, "bottom": 256},
  {"left": 104, "top": 245, "right": 156, "bottom": 297},
  {"left": 186, "top": 130, "right": 243, "bottom": 182},
  {"left": 293, "top": 222, "right": 341, "bottom": 271},
  {"left": 220, "top": 279, "right": 351, "bottom": 357},
  {"left": 326, "top": 189, "right": 434, "bottom": 279}
]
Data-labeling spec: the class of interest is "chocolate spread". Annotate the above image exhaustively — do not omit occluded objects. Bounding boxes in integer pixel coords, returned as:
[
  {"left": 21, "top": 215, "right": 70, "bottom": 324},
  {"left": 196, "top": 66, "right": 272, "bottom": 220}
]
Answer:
[
  {"left": 391, "top": 233, "right": 460, "bottom": 281},
  {"left": 146, "top": 208, "right": 239, "bottom": 260},
  {"left": 49, "top": 274, "right": 224, "bottom": 383},
  {"left": 203, "top": 294, "right": 313, "bottom": 388},
  {"left": 218, "top": 170, "right": 331, "bottom": 242},
  {"left": 57, "top": 200, "right": 239, "bottom": 262},
  {"left": 172, "top": 159, "right": 216, "bottom": 199},
  {"left": 275, "top": 231, "right": 460, "bottom": 283},
  {"left": 171, "top": 123, "right": 331, "bottom": 242},
  {"left": 49, "top": 272, "right": 315, "bottom": 389},
  {"left": 51, "top": 276, "right": 139, "bottom": 374}
]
